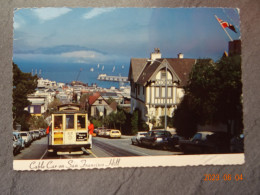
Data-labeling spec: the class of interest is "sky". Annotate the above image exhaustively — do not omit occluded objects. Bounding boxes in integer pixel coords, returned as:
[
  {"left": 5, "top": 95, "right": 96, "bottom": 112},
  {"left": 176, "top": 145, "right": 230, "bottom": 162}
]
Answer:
[{"left": 13, "top": 7, "right": 240, "bottom": 69}]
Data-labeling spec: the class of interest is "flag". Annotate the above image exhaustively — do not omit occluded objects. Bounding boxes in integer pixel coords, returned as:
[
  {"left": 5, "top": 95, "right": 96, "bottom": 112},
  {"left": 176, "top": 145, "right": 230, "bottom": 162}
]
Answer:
[{"left": 217, "top": 18, "right": 237, "bottom": 33}]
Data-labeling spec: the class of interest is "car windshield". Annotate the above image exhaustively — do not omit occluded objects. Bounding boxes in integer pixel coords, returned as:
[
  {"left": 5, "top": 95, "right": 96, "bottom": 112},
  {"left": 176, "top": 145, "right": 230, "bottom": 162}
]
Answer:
[
  {"left": 140, "top": 133, "right": 147, "bottom": 136},
  {"left": 21, "top": 133, "right": 27, "bottom": 136},
  {"left": 192, "top": 133, "right": 202, "bottom": 141},
  {"left": 155, "top": 131, "right": 168, "bottom": 136},
  {"left": 112, "top": 131, "right": 119, "bottom": 133}
]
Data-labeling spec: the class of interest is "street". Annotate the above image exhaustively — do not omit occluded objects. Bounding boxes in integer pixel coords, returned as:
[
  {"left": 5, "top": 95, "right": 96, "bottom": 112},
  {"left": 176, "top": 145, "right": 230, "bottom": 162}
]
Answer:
[{"left": 14, "top": 136, "right": 183, "bottom": 160}]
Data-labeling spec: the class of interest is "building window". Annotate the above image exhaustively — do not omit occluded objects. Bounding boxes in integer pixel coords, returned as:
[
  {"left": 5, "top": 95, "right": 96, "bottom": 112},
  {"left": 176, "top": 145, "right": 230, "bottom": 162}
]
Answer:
[
  {"left": 168, "top": 87, "right": 172, "bottom": 98},
  {"left": 155, "top": 87, "right": 160, "bottom": 98},
  {"left": 30, "top": 106, "right": 34, "bottom": 113},
  {"left": 161, "top": 70, "right": 166, "bottom": 79},
  {"left": 143, "top": 86, "right": 145, "bottom": 95},
  {"left": 138, "top": 85, "right": 140, "bottom": 95},
  {"left": 99, "top": 100, "right": 102, "bottom": 104},
  {"left": 162, "top": 87, "right": 165, "bottom": 97}
]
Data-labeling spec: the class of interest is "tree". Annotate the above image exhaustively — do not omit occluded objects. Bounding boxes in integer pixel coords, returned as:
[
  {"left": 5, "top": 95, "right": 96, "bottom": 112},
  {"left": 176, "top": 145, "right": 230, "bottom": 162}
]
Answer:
[
  {"left": 29, "top": 116, "right": 48, "bottom": 129},
  {"left": 13, "top": 62, "right": 38, "bottom": 130},
  {"left": 131, "top": 110, "right": 139, "bottom": 135},
  {"left": 47, "top": 98, "right": 62, "bottom": 115},
  {"left": 116, "top": 110, "right": 126, "bottom": 131},
  {"left": 173, "top": 95, "right": 198, "bottom": 138},
  {"left": 173, "top": 56, "right": 243, "bottom": 137}
]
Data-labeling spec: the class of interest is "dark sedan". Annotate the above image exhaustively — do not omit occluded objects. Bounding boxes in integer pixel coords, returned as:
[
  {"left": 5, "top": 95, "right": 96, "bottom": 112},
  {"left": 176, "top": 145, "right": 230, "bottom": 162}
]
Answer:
[
  {"left": 140, "top": 130, "right": 173, "bottom": 149},
  {"left": 179, "top": 131, "right": 230, "bottom": 154}
]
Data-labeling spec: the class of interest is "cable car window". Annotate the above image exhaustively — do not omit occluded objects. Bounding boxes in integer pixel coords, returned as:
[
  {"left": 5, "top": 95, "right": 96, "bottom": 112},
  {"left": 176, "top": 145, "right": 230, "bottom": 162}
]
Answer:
[
  {"left": 66, "top": 115, "right": 74, "bottom": 129},
  {"left": 77, "top": 115, "right": 86, "bottom": 129},
  {"left": 54, "top": 116, "right": 63, "bottom": 130}
]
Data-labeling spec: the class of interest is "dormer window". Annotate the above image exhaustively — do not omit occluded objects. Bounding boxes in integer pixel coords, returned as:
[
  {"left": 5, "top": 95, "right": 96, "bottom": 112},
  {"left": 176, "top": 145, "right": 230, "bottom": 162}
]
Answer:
[{"left": 161, "top": 70, "right": 166, "bottom": 79}]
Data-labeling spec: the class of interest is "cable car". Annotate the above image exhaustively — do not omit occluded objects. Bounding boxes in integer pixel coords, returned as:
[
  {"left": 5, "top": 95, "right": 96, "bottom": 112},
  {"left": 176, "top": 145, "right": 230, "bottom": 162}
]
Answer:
[{"left": 48, "top": 104, "right": 91, "bottom": 155}]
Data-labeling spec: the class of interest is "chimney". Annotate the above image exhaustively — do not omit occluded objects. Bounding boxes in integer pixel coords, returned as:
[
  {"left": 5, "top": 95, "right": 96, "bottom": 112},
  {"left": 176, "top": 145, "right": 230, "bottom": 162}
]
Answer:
[
  {"left": 178, "top": 53, "right": 184, "bottom": 59},
  {"left": 150, "top": 48, "right": 162, "bottom": 61}
]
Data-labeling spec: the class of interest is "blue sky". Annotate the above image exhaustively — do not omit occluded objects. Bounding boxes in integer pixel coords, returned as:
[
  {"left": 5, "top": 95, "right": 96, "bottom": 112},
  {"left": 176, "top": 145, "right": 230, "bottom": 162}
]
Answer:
[{"left": 13, "top": 7, "right": 240, "bottom": 67}]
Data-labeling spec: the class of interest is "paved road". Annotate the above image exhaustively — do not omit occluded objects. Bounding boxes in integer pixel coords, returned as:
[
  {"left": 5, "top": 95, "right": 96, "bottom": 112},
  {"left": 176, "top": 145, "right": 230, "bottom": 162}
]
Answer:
[{"left": 14, "top": 135, "right": 182, "bottom": 160}]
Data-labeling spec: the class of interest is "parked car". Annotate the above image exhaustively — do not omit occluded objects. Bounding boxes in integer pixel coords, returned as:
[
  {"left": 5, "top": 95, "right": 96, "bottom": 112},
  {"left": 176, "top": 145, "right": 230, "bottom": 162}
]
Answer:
[
  {"left": 179, "top": 131, "right": 230, "bottom": 154},
  {"left": 13, "top": 132, "right": 25, "bottom": 149},
  {"left": 13, "top": 135, "right": 22, "bottom": 155},
  {"left": 131, "top": 132, "right": 147, "bottom": 145},
  {"left": 29, "top": 131, "right": 36, "bottom": 140},
  {"left": 230, "top": 134, "right": 244, "bottom": 153},
  {"left": 171, "top": 134, "right": 186, "bottom": 147},
  {"left": 140, "top": 130, "right": 173, "bottom": 149},
  {"left": 20, "top": 132, "right": 32, "bottom": 147},
  {"left": 104, "top": 129, "right": 111, "bottom": 137},
  {"left": 95, "top": 127, "right": 107, "bottom": 136},
  {"left": 39, "top": 129, "right": 44, "bottom": 137},
  {"left": 33, "top": 130, "right": 41, "bottom": 139},
  {"left": 109, "top": 129, "right": 121, "bottom": 138}
]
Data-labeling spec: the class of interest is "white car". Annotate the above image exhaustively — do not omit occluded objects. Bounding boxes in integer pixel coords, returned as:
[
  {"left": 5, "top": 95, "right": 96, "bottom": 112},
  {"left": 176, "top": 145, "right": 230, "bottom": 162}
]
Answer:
[
  {"left": 109, "top": 130, "right": 121, "bottom": 138},
  {"left": 131, "top": 132, "right": 148, "bottom": 145},
  {"left": 19, "top": 132, "right": 32, "bottom": 147}
]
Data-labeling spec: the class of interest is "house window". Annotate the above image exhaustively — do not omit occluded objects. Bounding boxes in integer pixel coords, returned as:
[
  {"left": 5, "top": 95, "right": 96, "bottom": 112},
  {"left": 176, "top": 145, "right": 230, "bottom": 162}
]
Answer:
[
  {"left": 99, "top": 100, "right": 102, "bottom": 104},
  {"left": 168, "top": 87, "right": 172, "bottom": 98},
  {"left": 161, "top": 87, "right": 165, "bottom": 97},
  {"left": 161, "top": 70, "right": 166, "bottom": 79},
  {"left": 138, "top": 85, "right": 140, "bottom": 95},
  {"left": 30, "top": 106, "right": 34, "bottom": 113},
  {"left": 143, "top": 86, "right": 145, "bottom": 95},
  {"left": 155, "top": 87, "right": 160, "bottom": 98}
]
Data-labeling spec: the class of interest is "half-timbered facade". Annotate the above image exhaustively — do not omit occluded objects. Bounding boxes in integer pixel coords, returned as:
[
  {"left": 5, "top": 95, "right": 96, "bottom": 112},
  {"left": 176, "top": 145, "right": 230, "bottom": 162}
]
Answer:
[{"left": 128, "top": 48, "right": 196, "bottom": 126}]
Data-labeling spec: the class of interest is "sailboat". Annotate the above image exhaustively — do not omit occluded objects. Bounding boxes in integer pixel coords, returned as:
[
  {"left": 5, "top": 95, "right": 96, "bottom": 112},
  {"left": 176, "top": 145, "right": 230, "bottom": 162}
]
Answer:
[
  {"left": 122, "top": 65, "right": 124, "bottom": 69},
  {"left": 97, "top": 64, "right": 100, "bottom": 69},
  {"left": 102, "top": 66, "right": 104, "bottom": 71},
  {"left": 90, "top": 68, "right": 94, "bottom": 72},
  {"left": 112, "top": 66, "right": 115, "bottom": 73}
]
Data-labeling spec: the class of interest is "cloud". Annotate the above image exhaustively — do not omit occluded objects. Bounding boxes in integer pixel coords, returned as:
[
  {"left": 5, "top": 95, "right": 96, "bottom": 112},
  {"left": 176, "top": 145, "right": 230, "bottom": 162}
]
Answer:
[
  {"left": 13, "top": 45, "right": 107, "bottom": 55},
  {"left": 61, "top": 50, "right": 97, "bottom": 59},
  {"left": 13, "top": 14, "right": 25, "bottom": 29},
  {"left": 13, "top": 21, "right": 20, "bottom": 29},
  {"left": 32, "top": 8, "right": 71, "bottom": 21},
  {"left": 83, "top": 8, "right": 115, "bottom": 20}
]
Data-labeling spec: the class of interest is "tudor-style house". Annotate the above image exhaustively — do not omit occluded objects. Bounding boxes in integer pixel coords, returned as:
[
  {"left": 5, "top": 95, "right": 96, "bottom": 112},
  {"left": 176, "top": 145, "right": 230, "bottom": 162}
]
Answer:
[{"left": 128, "top": 48, "right": 196, "bottom": 126}]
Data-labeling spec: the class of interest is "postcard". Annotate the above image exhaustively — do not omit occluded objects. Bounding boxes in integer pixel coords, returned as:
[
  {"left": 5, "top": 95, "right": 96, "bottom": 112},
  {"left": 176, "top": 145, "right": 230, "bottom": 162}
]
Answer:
[{"left": 12, "top": 7, "right": 244, "bottom": 171}]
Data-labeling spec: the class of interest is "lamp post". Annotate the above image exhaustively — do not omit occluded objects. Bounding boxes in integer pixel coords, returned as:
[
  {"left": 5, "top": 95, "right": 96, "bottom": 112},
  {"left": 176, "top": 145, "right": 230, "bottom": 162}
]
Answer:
[
  {"left": 164, "top": 61, "right": 168, "bottom": 130},
  {"left": 147, "top": 59, "right": 168, "bottom": 130}
]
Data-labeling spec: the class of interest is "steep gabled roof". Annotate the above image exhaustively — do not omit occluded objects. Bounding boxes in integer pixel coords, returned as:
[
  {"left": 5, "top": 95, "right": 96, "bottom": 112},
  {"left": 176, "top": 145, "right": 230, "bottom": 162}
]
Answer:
[
  {"left": 88, "top": 93, "right": 100, "bottom": 105},
  {"left": 166, "top": 58, "right": 196, "bottom": 87},
  {"left": 134, "top": 58, "right": 196, "bottom": 87},
  {"left": 128, "top": 58, "right": 149, "bottom": 82},
  {"left": 136, "top": 59, "right": 162, "bottom": 85}
]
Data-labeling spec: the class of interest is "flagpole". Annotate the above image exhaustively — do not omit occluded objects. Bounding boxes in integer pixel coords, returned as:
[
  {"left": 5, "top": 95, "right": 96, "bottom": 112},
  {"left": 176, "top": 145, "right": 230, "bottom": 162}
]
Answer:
[{"left": 215, "top": 15, "right": 233, "bottom": 41}]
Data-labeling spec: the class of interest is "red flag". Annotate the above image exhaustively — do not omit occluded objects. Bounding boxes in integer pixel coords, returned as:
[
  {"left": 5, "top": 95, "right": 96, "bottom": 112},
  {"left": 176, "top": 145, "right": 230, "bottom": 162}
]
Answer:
[{"left": 217, "top": 18, "right": 237, "bottom": 33}]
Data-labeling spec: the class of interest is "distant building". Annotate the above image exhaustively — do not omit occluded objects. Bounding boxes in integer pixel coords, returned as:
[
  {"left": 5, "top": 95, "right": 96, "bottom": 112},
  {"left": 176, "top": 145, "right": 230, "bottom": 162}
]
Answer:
[
  {"left": 24, "top": 96, "right": 46, "bottom": 116},
  {"left": 128, "top": 48, "right": 197, "bottom": 126},
  {"left": 87, "top": 93, "right": 117, "bottom": 118}
]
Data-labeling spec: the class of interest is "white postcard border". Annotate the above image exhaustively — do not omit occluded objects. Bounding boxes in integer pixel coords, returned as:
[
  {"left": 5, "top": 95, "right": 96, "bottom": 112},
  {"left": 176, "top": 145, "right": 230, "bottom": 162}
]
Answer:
[{"left": 14, "top": 153, "right": 244, "bottom": 171}]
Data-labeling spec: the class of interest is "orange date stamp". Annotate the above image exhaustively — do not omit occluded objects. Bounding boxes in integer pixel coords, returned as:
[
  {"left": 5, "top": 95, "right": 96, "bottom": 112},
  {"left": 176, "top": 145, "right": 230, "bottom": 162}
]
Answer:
[{"left": 203, "top": 174, "right": 243, "bottom": 181}]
